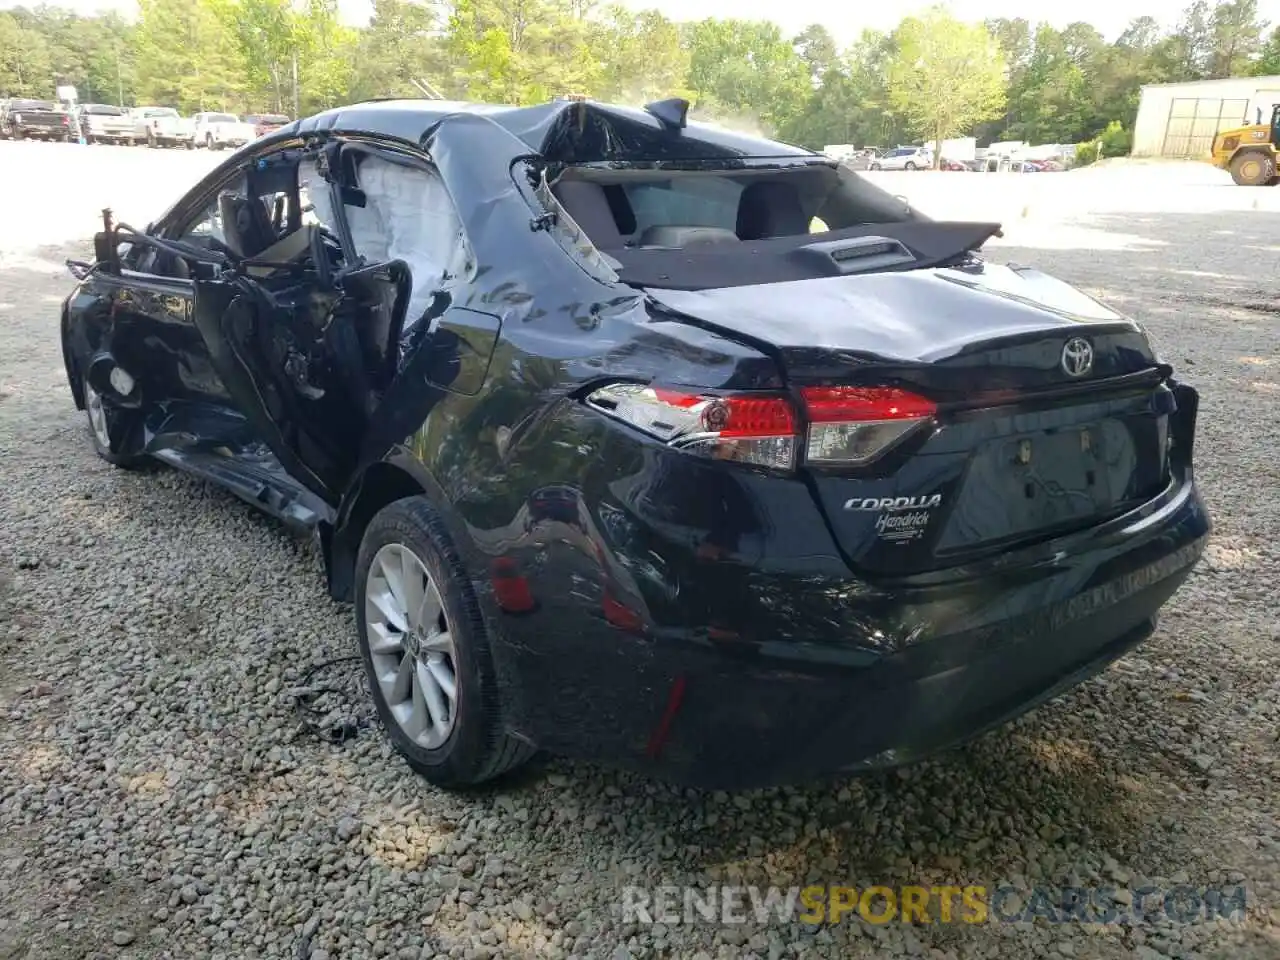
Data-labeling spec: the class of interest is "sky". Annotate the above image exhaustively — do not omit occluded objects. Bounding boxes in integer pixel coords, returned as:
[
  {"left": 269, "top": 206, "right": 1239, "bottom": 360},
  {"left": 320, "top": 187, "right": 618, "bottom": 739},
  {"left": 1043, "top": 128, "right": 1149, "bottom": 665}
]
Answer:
[{"left": 8, "top": 0, "right": 1280, "bottom": 45}]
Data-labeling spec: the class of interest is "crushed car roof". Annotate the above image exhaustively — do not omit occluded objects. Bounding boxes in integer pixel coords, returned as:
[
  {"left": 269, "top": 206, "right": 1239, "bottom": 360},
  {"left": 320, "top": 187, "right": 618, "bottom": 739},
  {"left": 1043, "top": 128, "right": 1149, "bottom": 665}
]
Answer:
[{"left": 286, "top": 98, "right": 818, "bottom": 164}]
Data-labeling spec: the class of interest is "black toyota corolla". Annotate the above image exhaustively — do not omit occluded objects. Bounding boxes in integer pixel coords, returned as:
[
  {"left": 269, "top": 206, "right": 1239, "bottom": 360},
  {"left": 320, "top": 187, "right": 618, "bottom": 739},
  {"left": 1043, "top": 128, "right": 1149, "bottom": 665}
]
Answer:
[{"left": 59, "top": 97, "right": 1210, "bottom": 790}]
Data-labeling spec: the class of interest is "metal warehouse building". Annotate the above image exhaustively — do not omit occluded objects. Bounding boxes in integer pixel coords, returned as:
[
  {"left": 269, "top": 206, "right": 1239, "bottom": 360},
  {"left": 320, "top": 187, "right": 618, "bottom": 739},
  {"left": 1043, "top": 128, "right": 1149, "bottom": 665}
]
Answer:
[{"left": 1132, "top": 76, "right": 1280, "bottom": 157}]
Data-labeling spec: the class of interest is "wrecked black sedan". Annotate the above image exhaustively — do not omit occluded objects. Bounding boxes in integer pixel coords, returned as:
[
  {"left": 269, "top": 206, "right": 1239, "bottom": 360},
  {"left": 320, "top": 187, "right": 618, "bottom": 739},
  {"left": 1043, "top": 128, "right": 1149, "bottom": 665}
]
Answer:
[{"left": 60, "top": 97, "right": 1210, "bottom": 790}]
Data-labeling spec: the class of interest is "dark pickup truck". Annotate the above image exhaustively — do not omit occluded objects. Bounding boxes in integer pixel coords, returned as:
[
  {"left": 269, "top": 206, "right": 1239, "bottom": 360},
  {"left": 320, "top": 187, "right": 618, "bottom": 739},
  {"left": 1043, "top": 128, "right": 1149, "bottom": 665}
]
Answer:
[{"left": 0, "top": 99, "right": 73, "bottom": 141}]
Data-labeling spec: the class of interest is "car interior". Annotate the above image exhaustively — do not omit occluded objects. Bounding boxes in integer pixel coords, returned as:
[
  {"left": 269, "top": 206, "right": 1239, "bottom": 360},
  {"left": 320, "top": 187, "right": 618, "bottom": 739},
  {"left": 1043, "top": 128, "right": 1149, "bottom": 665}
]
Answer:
[
  {"left": 545, "top": 161, "right": 929, "bottom": 257},
  {"left": 122, "top": 140, "right": 482, "bottom": 473},
  {"left": 541, "top": 163, "right": 1001, "bottom": 290},
  {"left": 146, "top": 144, "right": 470, "bottom": 336},
  {"left": 548, "top": 167, "right": 832, "bottom": 251}
]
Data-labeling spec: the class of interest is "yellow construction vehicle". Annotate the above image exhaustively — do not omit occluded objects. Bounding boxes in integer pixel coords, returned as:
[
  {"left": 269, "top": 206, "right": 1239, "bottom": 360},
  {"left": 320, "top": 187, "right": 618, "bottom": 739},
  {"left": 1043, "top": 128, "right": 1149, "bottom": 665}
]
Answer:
[{"left": 1210, "top": 103, "right": 1280, "bottom": 185}]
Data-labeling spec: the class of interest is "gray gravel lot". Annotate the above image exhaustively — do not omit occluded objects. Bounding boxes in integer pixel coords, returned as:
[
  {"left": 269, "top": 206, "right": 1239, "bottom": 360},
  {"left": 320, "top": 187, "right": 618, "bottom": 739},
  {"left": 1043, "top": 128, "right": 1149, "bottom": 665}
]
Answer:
[{"left": 1, "top": 140, "right": 1279, "bottom": 960}]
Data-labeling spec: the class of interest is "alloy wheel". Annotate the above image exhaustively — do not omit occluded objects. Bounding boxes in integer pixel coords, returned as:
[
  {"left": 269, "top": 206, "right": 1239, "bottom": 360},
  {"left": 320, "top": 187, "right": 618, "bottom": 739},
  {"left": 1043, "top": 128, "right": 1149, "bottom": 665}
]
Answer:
[
  {"left": 84, "top": 382, "right": 111, "bottom": 449},
  {"left": 364, "top": 543, "right": 459, "bottom": 749}
]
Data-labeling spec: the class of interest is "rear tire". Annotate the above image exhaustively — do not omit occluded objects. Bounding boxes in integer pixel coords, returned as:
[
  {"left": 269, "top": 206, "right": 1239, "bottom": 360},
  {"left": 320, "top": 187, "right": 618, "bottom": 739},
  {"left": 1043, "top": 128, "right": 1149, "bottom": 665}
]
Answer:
[
  {"left": 905, "top": 161, "right": 917, "bottom": 171},
  {"left": 1230, "top": 151, "right": 1274, "bottom": 186},
  {"left": 870, "top": 162, "right": 881, "bottom": 171},
  {"left": 354, "top": 497, "right": 535, "bottom": 789}
]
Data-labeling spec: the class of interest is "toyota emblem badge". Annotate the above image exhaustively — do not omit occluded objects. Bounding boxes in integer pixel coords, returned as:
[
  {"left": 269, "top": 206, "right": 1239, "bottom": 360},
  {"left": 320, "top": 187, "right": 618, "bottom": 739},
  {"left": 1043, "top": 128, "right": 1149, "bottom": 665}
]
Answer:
[{"left": 1061, "top": 337, "right": 1094, "bottom": 378}]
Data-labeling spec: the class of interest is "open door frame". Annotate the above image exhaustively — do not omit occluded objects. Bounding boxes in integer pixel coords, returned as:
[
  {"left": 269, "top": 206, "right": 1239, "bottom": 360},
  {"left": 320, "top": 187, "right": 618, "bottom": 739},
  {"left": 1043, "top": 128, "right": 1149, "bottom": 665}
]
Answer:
[{"left": 191, "top": 274, "right": 370, "bottom": 504}]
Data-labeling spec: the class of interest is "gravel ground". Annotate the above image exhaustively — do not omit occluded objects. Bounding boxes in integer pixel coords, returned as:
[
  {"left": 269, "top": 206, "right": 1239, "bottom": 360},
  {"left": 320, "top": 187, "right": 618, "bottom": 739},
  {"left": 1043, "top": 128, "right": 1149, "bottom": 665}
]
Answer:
[{"left": 1, "top": 140, "right": 1279, "bottom": 960}]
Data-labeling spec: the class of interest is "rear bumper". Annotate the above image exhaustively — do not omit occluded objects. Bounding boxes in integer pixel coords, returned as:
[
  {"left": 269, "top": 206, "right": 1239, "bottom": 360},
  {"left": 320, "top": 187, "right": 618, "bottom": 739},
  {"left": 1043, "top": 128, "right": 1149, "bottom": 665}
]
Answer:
[
  {"left": 497, "top": 469, "right": 1209, "bottom": 790},
  {"left": 645, "top": 522, "right": 1201, "bottom": 790}
]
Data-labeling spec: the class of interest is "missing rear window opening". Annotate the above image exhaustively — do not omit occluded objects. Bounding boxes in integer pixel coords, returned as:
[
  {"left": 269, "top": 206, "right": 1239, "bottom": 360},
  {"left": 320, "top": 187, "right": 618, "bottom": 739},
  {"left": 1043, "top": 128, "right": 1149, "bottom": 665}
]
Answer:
[{"left": 544, "top": 162, "right": 914, "bottom": 254}]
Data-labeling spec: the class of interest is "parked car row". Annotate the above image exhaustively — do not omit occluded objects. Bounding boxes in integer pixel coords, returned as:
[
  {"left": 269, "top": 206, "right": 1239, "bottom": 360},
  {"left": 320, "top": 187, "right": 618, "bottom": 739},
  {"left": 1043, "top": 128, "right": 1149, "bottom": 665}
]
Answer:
[
  {"left": 836, "top": 144, "right": 1069, "bottom": 174},
  {"left": 0, "top": 99, "right": 290, "bottom": 149}
]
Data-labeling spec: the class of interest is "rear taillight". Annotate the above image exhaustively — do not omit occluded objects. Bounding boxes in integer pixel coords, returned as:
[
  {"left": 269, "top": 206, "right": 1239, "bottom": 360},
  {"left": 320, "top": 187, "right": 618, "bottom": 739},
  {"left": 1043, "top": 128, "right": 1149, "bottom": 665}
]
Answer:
[
  {"left": 801, "top": 386, "right": 936, "bottom": 466},
  {"left": 61, "top": 115, "right": 69, "bottom": 125},
  {"left": 585, "top": 384, "right": 797, "bottom": 471},
  {"left": 584, "top": 383, "right": 936, "bottom": 471}
]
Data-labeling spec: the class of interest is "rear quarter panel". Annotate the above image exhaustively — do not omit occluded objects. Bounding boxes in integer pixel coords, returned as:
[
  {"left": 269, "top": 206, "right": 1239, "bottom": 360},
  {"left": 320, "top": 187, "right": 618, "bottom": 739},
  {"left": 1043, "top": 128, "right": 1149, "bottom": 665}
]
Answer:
[{"left": 394, "top": 318, "right": 853, "bottom": 752}]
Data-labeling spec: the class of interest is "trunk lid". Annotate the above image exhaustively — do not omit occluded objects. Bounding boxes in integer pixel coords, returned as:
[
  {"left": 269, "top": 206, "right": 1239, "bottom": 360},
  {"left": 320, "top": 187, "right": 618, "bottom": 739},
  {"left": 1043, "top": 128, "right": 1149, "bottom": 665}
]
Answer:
[{"left": 646, "top": 263, "right": 1175, "bottom": 574}]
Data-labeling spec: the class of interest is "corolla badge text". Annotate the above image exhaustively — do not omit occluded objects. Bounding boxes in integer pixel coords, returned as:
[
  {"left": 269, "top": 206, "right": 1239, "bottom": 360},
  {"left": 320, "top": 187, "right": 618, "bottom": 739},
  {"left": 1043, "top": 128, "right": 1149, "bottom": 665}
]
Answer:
[{"left": 843, "top": 494, "right": 942, "bottom": 512}]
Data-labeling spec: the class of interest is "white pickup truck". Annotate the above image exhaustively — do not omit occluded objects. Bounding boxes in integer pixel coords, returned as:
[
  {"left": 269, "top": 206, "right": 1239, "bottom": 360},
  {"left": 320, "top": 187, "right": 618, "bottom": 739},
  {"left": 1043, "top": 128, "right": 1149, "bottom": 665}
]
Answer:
[
  {"left": 131, "top": 107, "right": 195, "bottom": 148},
  {"left": 78, "top": 104, "right": 135, "bottom": 144},
  {"left": 192, "top": 112, "right": 257, "bottom": 151}
]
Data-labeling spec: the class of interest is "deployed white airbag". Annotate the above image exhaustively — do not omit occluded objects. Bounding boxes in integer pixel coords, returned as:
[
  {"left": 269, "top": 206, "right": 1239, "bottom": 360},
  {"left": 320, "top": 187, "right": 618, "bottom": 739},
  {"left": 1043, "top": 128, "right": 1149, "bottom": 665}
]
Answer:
[{"left": 300, "top": 154, "right": 472, "bottom": 331}]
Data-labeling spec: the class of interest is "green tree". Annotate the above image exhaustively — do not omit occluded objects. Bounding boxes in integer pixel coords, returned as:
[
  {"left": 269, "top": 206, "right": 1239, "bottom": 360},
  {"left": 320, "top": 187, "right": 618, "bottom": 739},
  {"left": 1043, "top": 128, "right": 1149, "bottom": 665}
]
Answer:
[
  {"left": 0, "top": 12, "right": 53, "bottom": 98},
  {"left": 136, "top": 0, "right": 245, "bottom": 111},
  {"left": 348, "top": 0, "right": 448, "bottom": 101},
  {"left": 1207, "top": 0, "right": 1266, "bottom": 77},
  {"left": 682, "top": 18, "right": 810, "bottom": 135},
  {"left": 1156, "top": 1, "right": 1214, "bottom": 79},
  {"left": 444, "top": 0, "right": 598, "bottom": 104},
  {"left": 1254, "top": 25, "right": 1280, "bottom": 74},
  {"left": 792, "top": 23, "right": 838, "bottom": 84},
  {"left": 293, "top": 0, "right": 357, "bottom": 113},
  {"left": 778, "top": 29, "right": 904, "bottom": 149},
  {"left": 886, "top": 6, "right": 1006, "bottom": 166},
  {"left": 980, "top": 17, "right": 1032, "bottom": 141},
  {"left": 225, "top": 0, "right": 296, "bottom": 112},
  {"left": 1005, "top": 25, "right": 1095, "bottom": 143},
  {"left": 589, "top": 6, "right": 689, "bottom": 104}
]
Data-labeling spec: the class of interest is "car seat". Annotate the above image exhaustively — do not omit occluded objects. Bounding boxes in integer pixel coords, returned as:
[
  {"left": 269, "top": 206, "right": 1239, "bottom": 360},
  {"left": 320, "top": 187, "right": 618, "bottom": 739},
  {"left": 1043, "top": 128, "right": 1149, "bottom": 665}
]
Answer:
[
  {"left": 550, "top": 180, "right": 629, "bottom": 249},
  {"left": 735, "top": 181, "right": 809, "bottom": 240}
]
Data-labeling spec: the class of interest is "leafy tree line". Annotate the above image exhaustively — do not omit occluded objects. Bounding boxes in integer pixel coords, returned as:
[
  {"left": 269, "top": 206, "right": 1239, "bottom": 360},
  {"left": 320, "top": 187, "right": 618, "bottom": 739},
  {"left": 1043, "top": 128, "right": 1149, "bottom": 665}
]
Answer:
[{"left": 1, "top": 0, "right": 1277, "bottom": 153}]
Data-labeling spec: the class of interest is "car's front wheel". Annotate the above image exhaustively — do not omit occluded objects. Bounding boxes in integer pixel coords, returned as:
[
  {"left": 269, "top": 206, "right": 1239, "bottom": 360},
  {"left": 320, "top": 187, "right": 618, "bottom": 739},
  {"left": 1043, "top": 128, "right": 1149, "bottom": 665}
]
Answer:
[
  {"left": 354, "top": 497, "right": 535, "bottom": 788},
  {"left": 83, "top": 382, "right": 146, "bottom": 468}
]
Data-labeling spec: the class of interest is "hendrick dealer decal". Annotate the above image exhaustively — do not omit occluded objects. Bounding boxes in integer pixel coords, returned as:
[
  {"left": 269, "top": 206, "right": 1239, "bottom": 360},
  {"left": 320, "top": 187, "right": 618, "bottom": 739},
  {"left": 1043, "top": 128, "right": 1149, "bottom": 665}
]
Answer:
[{"left": 842, "top": 494, "right": 943, "bottom": 544}]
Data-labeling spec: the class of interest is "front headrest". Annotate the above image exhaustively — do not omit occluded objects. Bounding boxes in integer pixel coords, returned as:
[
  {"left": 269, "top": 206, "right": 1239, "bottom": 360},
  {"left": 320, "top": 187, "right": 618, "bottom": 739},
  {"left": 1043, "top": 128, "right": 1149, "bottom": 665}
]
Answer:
[
  {"left": 735, "top": 180, "right": 809, "bottom": 241},
  {"left": 217, "top": 193, "right": 276, "bottom": 258},
  {"left": 550, "top": 179, "right": 625, "bottom": 249}
]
